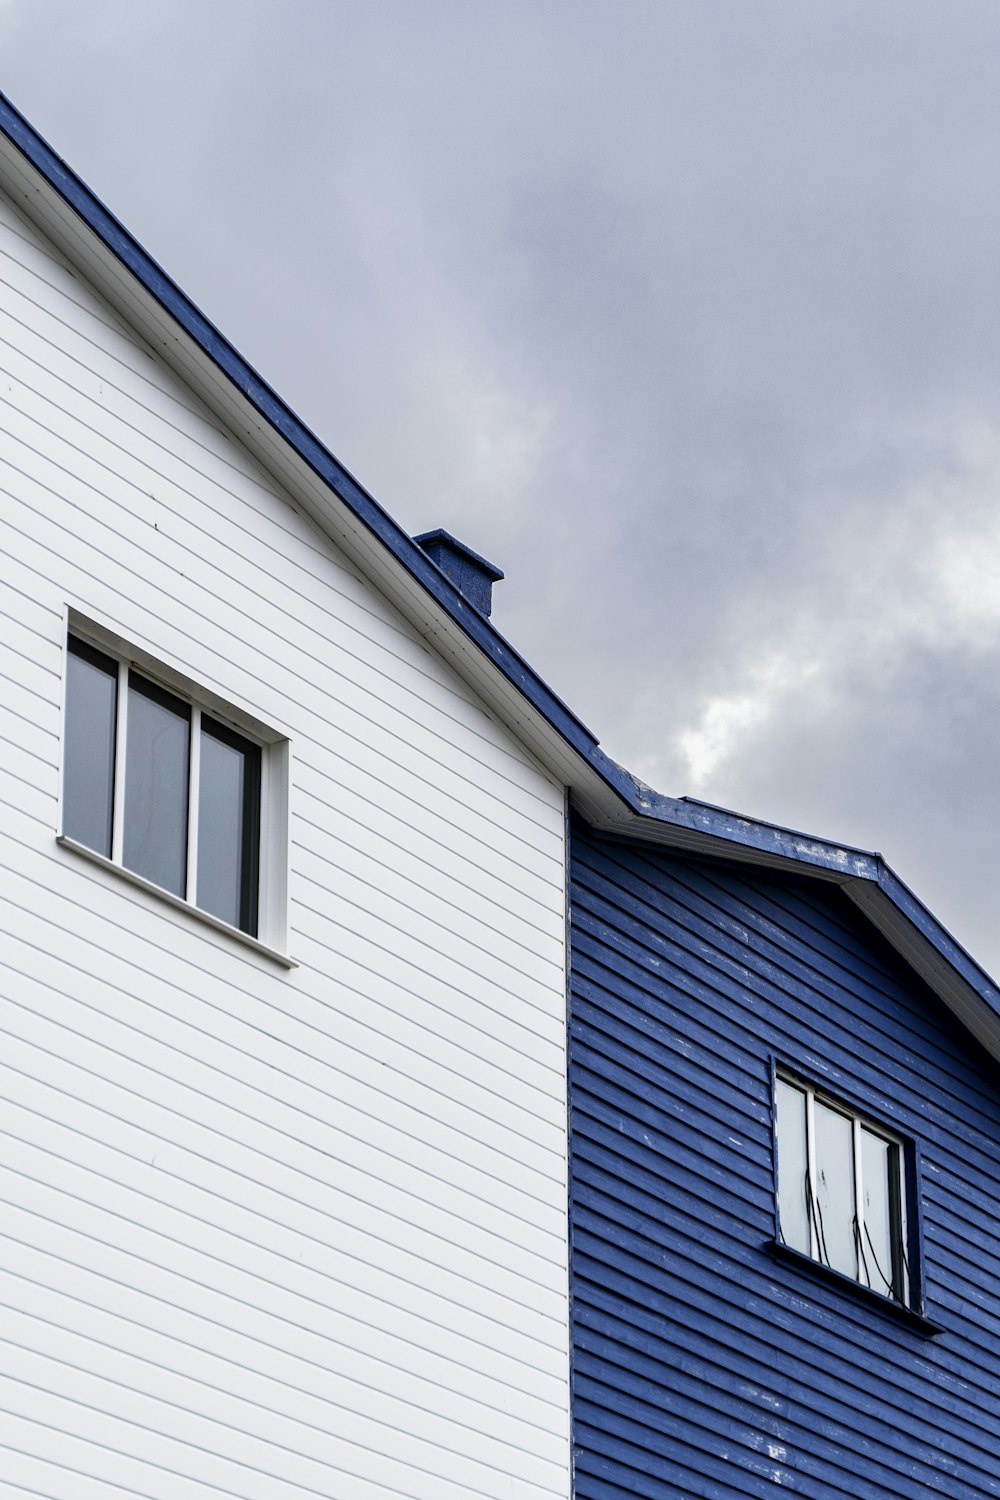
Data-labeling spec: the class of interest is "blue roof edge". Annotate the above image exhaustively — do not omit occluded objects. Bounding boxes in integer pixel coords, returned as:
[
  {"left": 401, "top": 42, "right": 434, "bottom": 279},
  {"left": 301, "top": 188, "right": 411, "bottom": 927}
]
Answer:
[
  {"left": 639, "top": 788, "right": 882, "bottom": 877},
  {"left": 873, "top": 863, "right": 1000, "bottom": 1016},
  {"left": 634, "top": 788, "right": 1000, "bottom": 1019},
  {"left": 4, "top": 91, "right": 997, "bottom": 1028},
  {"left": 0, "top": 90, "right": 599, "bottom": 755},
  {"left": 644, "top": 790, "right": 1000, "bottom": 1023}
]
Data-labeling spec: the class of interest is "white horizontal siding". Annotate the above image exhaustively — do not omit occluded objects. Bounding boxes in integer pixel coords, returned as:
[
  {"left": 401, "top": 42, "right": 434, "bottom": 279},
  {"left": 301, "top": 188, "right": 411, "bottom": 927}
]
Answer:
[
  {"left": 0, "top": 232, "right": 555, "bottom": 800},
  {"left": 0, "top": 185, "right": 570, "bottom": 1497}
]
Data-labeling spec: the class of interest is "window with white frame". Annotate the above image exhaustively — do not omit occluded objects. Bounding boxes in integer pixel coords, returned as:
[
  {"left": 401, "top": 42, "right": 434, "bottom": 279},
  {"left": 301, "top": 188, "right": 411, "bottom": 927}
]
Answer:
[
  {"left": 62, "top": 629, "right": 286, "bottom": 945},
  {"left": 774, "top": 1072, "right": 911, "bottom": 1307}
]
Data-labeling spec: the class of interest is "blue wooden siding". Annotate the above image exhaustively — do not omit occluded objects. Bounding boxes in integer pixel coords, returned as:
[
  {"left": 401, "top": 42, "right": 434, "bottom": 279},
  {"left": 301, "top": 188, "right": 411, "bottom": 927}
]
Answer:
[{"left": 569, "top": 818, "right": 1000, "bottom": 1498}]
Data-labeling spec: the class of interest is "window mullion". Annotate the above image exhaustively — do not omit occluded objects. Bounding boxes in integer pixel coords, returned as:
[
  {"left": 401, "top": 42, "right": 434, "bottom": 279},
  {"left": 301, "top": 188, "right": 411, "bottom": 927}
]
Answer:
[
  {"left": 110, "top": 659, "right": 128, "bottom": 865},
  {"left": 186, "top": 705, "right": 201, "bottom": 904},
  {"left": 256, "top": 748, "right": 270, "bottom": 939},
  {"left": 805, "top": 1087, "right": 817, "bottom": 1260}
]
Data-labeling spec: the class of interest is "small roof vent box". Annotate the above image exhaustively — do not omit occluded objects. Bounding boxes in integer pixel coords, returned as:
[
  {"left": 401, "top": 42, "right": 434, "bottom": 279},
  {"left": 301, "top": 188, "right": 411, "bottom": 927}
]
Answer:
[{"left": 414, "top": 528, "right": 504, "bottom": 618}]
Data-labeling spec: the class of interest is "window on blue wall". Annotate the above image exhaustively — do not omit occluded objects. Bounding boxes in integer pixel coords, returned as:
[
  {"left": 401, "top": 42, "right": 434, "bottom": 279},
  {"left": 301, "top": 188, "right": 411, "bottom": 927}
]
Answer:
[{"left": 775, "top": 1073, "right": 910, "bottom": 1307}]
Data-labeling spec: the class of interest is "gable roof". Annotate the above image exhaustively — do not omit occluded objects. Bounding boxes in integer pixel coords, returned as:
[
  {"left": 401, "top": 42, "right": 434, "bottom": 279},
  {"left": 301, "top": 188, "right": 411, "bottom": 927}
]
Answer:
[{"left": 2, "top": 89, "right": 998, "bottom": 1062}]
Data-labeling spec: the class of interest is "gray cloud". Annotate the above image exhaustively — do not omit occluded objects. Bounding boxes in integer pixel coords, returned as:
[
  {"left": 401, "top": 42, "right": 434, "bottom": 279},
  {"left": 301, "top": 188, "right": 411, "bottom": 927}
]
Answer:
[{"left": 6, "top": 0, "right": 1000, "bottom": 970}]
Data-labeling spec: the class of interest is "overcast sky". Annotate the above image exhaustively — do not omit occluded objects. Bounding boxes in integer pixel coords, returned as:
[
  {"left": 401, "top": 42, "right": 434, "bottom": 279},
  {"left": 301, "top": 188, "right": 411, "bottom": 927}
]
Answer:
[{"left": 5, "top": 1, "right": 1000, "bottom": 976}]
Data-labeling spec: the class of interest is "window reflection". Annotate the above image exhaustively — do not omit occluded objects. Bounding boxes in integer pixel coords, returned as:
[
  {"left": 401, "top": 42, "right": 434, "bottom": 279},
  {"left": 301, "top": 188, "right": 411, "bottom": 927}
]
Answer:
[
  {"left": 813, "top": 1100, "right": 856, "bottom": 1279},
  {"left": 860, "top": 1128, "right": 898, "bottom": 1298},
  {"left": 123, "top": 672, "right": 190, "bottom": 897},
  {"left": 775, "top": 1079, "right": 810, "bottom": 1255}
]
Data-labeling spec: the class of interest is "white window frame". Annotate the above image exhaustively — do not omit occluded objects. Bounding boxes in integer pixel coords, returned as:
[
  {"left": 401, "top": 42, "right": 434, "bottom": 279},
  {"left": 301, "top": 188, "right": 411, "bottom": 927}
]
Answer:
[
  {"left": 58, "top": 612, "right": 291, "bottom": 964},
  {"left": 776, "top": 1069, "right": 911, "bottom": 1308}
]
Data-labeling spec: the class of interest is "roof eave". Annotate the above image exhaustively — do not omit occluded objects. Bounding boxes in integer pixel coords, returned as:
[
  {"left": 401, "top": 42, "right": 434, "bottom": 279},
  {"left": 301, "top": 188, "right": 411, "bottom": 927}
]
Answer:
[
  {"left": 846, "top": 869, "right": 1000, "bottom": 1063},
  {"left": 588, "top": 791, "right": 1000, "bottom": 1063}
]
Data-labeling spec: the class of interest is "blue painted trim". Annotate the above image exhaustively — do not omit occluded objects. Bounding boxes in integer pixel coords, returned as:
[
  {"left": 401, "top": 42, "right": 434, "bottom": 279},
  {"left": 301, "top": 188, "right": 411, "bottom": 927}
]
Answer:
[
  {"left": 765, "top": 1242, "right": 944, "bottom": 1337},
  {"left": 3, "top": 87, "right": 997, "bottom": 1041},
  {"left": 876, "top": 864, "right": 985, "bottom": 987},
  {"left": 638, "top": 790, "right": 882, "bottom": 879}
]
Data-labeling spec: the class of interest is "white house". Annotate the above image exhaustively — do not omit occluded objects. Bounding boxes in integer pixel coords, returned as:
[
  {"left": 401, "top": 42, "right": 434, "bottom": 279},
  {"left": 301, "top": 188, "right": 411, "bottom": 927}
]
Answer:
[{"left": 0, "top": 94, "right": 575, "bottom": 1500}]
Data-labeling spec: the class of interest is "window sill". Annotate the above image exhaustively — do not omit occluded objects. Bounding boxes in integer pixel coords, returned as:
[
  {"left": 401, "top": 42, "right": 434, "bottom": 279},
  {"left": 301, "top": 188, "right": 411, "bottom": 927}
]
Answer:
[
  {"left": 765, "top": 1240, "right": 943, "bottom": 1337},
  {"left": 57, "top": 835, "right": 296, "bottom": 969}
]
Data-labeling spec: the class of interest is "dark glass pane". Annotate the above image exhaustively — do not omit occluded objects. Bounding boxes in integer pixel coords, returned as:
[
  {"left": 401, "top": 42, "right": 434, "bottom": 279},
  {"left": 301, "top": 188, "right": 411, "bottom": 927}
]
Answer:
[
  {"left": 64, "top": 637, "right": 118, "bottom": 857},
  {"left": 123, "top": 672, "right": 190, "bottom": 897},
  {"left": 775, "top": 1079, "right": 810, "bottom": 1254},
  {"left": 197, "top": 717, "right": 260, "bottom": 934},
  {"left": 814, "top": 1100, "right": 857, "bottom": 1279},
  {"left": 860, "top": 1128, "right": 899, "bottom": 1298}
]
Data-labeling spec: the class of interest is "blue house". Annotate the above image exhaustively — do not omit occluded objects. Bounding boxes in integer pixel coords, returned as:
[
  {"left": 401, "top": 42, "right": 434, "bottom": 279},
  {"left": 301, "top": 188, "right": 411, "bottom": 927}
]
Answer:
[{"left": 569, "top": 807, "right": 1000, "bottom": 1498}]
